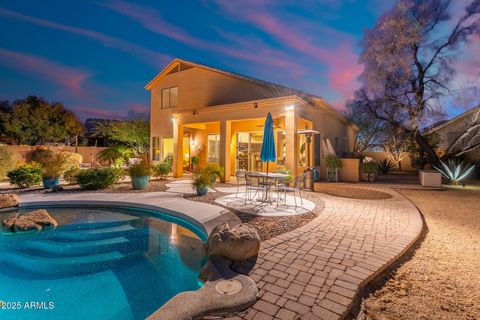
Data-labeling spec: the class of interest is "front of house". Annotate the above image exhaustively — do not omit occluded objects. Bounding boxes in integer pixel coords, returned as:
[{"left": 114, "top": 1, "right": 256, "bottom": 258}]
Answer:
[{"left": 146, "top": 58, "right": 357, "bottom": 181}]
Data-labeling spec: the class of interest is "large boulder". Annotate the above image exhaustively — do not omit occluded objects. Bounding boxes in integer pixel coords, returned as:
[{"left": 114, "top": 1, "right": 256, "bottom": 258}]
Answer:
[
  {"left": 206, "top": 223, "right": 260, "bottom": 262},
  {"left": 0, "top": 194, "right": 20, "bottom": 208},
  {"left": 3, "top": 209, "right": 58, "bottom": 232}
]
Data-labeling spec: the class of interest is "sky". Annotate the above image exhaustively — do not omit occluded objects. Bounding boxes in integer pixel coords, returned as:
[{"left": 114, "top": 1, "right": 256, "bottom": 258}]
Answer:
[{"left": 0, "top": 0, "right": 477, "bottom": 120}]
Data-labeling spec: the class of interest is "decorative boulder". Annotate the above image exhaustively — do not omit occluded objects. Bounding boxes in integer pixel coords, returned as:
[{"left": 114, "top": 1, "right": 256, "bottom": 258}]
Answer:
[
  {"left": 0, "top": 194, "right": 20, "bottom": 208},
  {"left": 3, "top": 209, "right": 58, "bottom": 232},
  {"left": 206, "top": 223, "right": 260, "bottom": 262}
]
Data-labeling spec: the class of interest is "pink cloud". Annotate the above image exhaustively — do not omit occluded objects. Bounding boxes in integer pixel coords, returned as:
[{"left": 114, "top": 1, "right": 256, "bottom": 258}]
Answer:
[
  {"left": 73, "top": 106, "right": 123, "bottom": 119},
  {"left": 101, "top": 0, "right": 308, "bottom": 76},
  {"left": 0, "top": 48, "right": 91, "bottom": 95},
  {"left": 213, "top": 0, "right": 363, "bottom": 106},
  {"left": 127, "top": 102, "right": 149, "bottom": 113},
  {"left": 0, "top": 8, "right": 170, "bottom": 68}
]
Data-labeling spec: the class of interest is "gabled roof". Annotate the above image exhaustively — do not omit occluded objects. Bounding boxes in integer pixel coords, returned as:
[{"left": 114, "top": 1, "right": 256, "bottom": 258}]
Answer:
[
  {"left": 145, "top": 58, "right": 353, "bottom": 126},
  {"left": 427, "top": 104, "right": 480, "bottom": 133}
]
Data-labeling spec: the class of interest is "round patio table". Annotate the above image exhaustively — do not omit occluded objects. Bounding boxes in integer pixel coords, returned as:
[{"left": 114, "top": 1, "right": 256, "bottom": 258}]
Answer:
[{"left": 248, "top": 172, "right": 289, "bottom": 202}]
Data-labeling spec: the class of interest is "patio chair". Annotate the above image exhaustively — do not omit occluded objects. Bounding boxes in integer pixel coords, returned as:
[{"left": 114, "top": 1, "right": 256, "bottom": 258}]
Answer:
[
  {"left": 235, "top": 169, "right": 246, "bottom": 198},
  {"left": 277, "top": 173, "right": 305, "bottom": 207},
  {"left": 244, "top": 173, "right": 268, "bottom": 204}
]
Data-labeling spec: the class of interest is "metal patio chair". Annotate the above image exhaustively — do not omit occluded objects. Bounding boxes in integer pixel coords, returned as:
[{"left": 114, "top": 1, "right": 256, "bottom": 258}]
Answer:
[
  {"left": 277, "top": 173, "right": 305, "bottom": 207},
  {"left": 244, "top": 173, "right": 268, "bottom": 204},
  {"left": 235, "top": 169, "right": 246, "bottom": 198}
]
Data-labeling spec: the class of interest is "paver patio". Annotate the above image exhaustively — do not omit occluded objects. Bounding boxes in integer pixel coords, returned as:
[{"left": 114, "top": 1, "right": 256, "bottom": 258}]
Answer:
[{"left": 225, "top": 186, "right": 423, "bottom": 320}]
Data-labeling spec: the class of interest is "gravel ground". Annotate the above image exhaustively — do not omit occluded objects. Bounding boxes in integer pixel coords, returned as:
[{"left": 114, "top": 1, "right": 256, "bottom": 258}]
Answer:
[{"left": 361, "top": 188, "right": 480, "bottom": 320}]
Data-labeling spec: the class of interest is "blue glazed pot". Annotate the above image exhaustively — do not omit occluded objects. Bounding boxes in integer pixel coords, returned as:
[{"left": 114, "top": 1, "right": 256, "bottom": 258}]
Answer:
[
  {"left": 43, "top": 177, "right": 60, "bottom": 189},
  {"left": 131, "top": 175, "right": 150, "bottom": 190},
  {"left": 195, "top": 185, "right": 208, "bottom": 196}
]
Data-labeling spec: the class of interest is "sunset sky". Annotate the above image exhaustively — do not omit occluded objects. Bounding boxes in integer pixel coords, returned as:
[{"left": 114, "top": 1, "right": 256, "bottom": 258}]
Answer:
[{"left": 0, "top": 0, "right": 478, "bottom": 120}]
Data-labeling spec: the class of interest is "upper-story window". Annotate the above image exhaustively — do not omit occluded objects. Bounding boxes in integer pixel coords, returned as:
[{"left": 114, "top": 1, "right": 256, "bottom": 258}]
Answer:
[{"left": 161, "top": 86, "right": 178, "bottom": 109}]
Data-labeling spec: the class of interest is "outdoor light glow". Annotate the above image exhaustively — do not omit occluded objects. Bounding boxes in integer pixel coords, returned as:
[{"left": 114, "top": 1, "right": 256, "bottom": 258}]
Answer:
[
  {"left": 171, "top": 116, "right": 176, "bottom": 123},
  {"left": 285, "top": 105, "right": 294, "bottom": 111}
]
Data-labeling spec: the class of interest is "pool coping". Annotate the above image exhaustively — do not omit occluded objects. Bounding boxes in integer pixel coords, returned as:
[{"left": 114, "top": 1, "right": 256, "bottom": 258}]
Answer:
[{"left": 18, "top": 191, "right": 241, "bottom": 236}]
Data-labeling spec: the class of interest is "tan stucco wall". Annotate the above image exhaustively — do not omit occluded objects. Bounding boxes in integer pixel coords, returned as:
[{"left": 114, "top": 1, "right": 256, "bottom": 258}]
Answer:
[{"left": 0, "top": 145, "right": 106, "bottom": 164}]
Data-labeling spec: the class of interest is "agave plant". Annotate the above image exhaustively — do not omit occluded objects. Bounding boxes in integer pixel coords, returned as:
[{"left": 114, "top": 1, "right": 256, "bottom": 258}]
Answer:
[
  {"left": 434, "top": 160, "right": 476, "bottom": 185},
  {"left": 378, "top": 159, "right": 395, "bottom": 174}
]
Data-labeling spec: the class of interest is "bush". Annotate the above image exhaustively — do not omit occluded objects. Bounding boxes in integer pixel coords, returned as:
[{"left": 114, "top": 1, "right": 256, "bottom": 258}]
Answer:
[
  {"left": 192, "top": 167, "right": 215, "bottom": 190},
  {"left": 0, "top": 148, "right": 14, "bottom": 180},
  {"left": 128, "top": 161, "right": 153, "bottom": 177},
  {"left": 155, "top": 161, "right": 172, "bottom": 179},
  {"left": 7, "top": 163, "right": 43, "bottom": 188},
  {"left": 361, "top": 160, "right": 377, "bottom": 173},
  {"left": 41, "top": 153, "right": 70, "bottom": 179},
  {"left": 204, "top": 164, "right": 224, "bottom": 182},
  {"left": 62, "top": 152, "right": 83, "bottom": 170},
  {"left": 76, "top": 167, "right": 123, "bottom": 190},
  {"left": 325, "top": 155, "right": 342, "bottom": 169},
  {"left": 96, "top": 146, "right": 133, "bottom": 167},
  {"left": 64, "top": 167, "right": 80, "bottom": 184}
]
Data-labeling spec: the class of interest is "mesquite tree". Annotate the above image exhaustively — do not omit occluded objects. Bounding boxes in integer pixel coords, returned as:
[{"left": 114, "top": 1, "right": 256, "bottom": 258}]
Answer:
[
  {"left": 445, "top": 106, "right": 480, "bottom": 156},
  {"left": 352, "top": 0, "right": 480, "bottom": 165}
]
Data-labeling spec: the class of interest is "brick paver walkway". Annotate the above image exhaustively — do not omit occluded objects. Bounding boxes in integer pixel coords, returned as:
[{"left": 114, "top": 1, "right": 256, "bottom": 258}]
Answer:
[{"left": 225, "top": 187, "right": 423, "bottom": 320}]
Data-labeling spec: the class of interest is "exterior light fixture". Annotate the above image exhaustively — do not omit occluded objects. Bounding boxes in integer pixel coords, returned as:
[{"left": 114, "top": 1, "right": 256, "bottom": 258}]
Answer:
[
  {"left": 285, "top": 105, "right": 294, "bottom": 111},
  {"left": 193, "top": 110, "right": 198, "bottom": 115},
  {"left": 254, "top": 103, "right": 258, "bottom": 108},
  {"left": 171, "top": 116, "right": 177, "bottom": 123}
]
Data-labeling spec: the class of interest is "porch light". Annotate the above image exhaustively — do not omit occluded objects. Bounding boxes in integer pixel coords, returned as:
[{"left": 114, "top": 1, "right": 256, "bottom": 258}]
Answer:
[
  {"left": 171, "top": 116, "right": 177, "bottom": 123},
  {"left": 285, "top": 105, "right": 294, "bottom": 111}
]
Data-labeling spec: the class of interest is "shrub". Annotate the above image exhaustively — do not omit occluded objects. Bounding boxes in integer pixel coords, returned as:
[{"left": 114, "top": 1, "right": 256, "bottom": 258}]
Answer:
[
  {"left": 434, "top": 160, "right": 476, "bottom": 185},
  {"left": 64, "top": 167, "right": 80, "bottom": 184},
  {"left": 155, "top": 161, "right": 172, "bottom": 179},
  {"left": 204, "top": 164, "right": 224, "bottom": 182},
  {"left": 361, "top": 160, "right": 377, "bottom": 173},
  {"left": 96, "top": 146, "right": 133, "bottom": 167},
  {"left": 76, "top": 167, "right": 123, "bottom": 190},
  {"left": 191, "top": 155, "right": 200, "bottom": 165},
  {"left": 378, "top": 159, "right": 394, "bottom": 174},
  {"left": 62, "top": 152, "right": 83, "bottom": 170},
  {"left": 0, "top": 148, "right": 14, "bottom": 180},
  {"left": 41, "top": 153, "right": 70, "bottom": 179},
  {"left": 325, "top": 155, "right": 342, "bottom": 169},
  {"left": 128, "top": 161, "right": 153, "bottom": 177},
  {"left": 7, "top": 163, "right": 43, "bottom": 188},
  {"left": 192, "top": 167, "right": 215, "bottom": 190},
  {"left": 275, "top": 169, "right": 293, "bottom": 184}
]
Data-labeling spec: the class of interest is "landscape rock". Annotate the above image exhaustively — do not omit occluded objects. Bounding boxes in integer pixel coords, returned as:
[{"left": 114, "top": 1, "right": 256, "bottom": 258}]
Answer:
[
  {"left": 206, "top": 223, "right": 260, "bottom": 262},
  {"left": 51, "top": 185, "right": 64, "bottom": 193},
  {"left": 2, "top": 209, "right": 58, "bottom": 232},
  {"left": 0, "top": 194, "right": 20, "bottom": 208}
]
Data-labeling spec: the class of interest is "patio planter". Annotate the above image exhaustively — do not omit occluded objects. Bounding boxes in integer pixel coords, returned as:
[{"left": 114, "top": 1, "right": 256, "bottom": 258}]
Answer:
[
  {"left": 327, "top": 168, "right": 340, "bottom": 182},
  {"left": 360, "top": 172, "right": 376, "bottom": 182},
  {"left": 419, "top": 170, "right": 441, "bottom": 187},
  {"left": 195, "top": 185, "right": 208, "bottom": 196},
  {"left": 43, "top": 177, "right": 60, "bottom": 189},
  {"left": 131, "top": 175, "right": 150, "bottom": 190}
]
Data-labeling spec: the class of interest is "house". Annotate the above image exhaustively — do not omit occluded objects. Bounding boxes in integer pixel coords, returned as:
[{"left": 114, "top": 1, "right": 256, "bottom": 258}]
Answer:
[
  {"left": 146, "top": 58, "right": 357, "bottom": 181},
  {"left": 427, "top": 105, "right": 480, "bottom": 160}
]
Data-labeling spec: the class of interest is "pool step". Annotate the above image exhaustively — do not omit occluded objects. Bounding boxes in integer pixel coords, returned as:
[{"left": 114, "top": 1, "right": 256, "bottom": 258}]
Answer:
[
  {"left": 49, "top": 224, "right": 138, "bottom": 241},
  {"left": 0, "top": 250, "right": 140, "bottom": 275},
  {"left": 20, "top": 236, "right": 133, "bottom": 257},
  {"left": 58, "top": 216, "right": 140, "bottom": 231}
]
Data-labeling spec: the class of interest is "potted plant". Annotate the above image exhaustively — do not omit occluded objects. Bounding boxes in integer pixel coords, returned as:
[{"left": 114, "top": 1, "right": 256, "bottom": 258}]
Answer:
[
  {"left": 192, "top": 167, "right": 214, "bottom": 196},
  {"left": 325, "top": 155, "right": 342, "bottom": 182},
  {"left": 191, "top": 155, "right": 200, "bottom": 171},
  {"left": 204, "top": 164, "right": 225, "bottom": 184},
  {"left": 128, "top": 161, "right": 153, "bottom": 190},
  {"left": 41, "top": 153, "right": 68, "bottom": 189},
  {"left": 361, "top": 160, "right": 377, "bottom": 182}
]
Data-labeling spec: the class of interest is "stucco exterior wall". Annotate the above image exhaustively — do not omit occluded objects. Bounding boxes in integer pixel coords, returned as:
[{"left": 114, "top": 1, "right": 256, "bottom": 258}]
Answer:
[{"left": 0, "top": 145, "right": 106, "bottom": 164}]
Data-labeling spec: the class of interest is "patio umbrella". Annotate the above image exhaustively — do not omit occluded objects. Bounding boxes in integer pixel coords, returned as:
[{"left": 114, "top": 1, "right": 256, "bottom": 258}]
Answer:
[{"left": 260, "top": 112, "right": 276, "bottom": 174}]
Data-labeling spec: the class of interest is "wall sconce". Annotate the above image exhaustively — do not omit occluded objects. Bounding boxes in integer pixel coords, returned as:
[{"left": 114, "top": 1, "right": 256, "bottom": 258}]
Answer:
[
  {"left": 193, "top": 110, "right": 198, "bottom": 115},
  {"left": 285, "top": 105, "right": 295, "bottom": 111},
  {"left": 171, "top": 116, "right": 177, "bottom": 123},
  {"left": 254, "top": 103, "right": 258, "bottom": 109}
]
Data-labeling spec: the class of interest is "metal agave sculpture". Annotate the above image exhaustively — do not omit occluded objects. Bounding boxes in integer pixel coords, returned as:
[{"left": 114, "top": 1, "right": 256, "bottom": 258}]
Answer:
[{"left": 434, "top": 160, "right": 476, "bottom": 185}]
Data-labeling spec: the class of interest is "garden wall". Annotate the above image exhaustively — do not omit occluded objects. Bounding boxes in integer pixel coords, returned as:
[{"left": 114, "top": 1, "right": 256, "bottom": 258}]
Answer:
[
  {"left": 1, "top": 145, "right": 106, "bottom": 164},
  {"left": 356, "top": 151, "right": 416, "bottom": 172}
]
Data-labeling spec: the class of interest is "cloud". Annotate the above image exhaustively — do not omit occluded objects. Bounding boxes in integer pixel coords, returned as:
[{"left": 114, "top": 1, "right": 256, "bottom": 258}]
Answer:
[
  {"left": 73, "top": 106, "right": 123, "bottom": 119},
  {"left": 211, "top": 0, "right": 363, "bottom": 107},
  {"left": 0, "top": 8, "right": 170, "bottom": 67},
  {"left": 127, "top": 102, "right": 148, "bottom": 113},
  {"left": 100, "top": 0, "right": 308, "bottom": 75},
  {"left": 0, "top": 48, "right": 91, "bottom": 95}
]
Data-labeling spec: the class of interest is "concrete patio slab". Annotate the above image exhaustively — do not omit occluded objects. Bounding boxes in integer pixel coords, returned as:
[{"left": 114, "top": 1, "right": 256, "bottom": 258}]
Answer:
[
  {"left": 166, "top": 180, "right": 217, "bottom": 194},
  {"left": 214, "top": 193, "right": 315, "bottom": 217}
]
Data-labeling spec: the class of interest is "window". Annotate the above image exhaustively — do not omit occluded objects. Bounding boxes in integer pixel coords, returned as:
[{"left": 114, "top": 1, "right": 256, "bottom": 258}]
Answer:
[
  {"left": 161, "top": 86, "right": 178, "bottom": 109},
  {"left": 207, "top": 134, "right": 220, "bottom": 163},
  {"left": 152, "top": 137, "right": 160, "bottom": 161}
]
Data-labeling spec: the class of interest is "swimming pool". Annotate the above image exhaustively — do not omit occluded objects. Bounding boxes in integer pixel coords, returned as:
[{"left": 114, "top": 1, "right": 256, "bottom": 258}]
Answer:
[{"left": 0, "top": 206, "right": 206, "bottom": 320}]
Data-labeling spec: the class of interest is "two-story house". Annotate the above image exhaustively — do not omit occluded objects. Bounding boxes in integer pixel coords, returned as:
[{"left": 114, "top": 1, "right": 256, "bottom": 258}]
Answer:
[{"left": 146, "top": 58, "right": 357, "bottom": 181}]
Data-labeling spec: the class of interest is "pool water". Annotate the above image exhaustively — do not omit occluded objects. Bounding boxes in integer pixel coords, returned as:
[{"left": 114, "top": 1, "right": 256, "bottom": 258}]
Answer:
[{"left": 0, "top": 206, "right": 206, "bottom": 320}]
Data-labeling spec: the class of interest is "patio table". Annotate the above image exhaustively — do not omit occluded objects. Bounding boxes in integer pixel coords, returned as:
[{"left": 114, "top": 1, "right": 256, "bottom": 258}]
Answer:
[{"left": 248, "top": 172, "right": 289, "bottom": 202}]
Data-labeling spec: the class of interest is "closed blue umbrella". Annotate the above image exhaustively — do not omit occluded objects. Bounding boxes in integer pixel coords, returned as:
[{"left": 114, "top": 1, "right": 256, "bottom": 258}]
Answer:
[{"left": 260, "top": 112, "right": 276, "bottom": 174}]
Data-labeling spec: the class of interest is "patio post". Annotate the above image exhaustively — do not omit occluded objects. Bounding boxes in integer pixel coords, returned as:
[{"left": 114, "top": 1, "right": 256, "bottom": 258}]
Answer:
[
  {"left": 219, "top": 120, "right": 231, "bottom": 182},
  {"left": 285, "top": 109, "right": 298, "bottom": 177},
  {"left": 172, "top": 122, "right": 184, "bottom": 178}
]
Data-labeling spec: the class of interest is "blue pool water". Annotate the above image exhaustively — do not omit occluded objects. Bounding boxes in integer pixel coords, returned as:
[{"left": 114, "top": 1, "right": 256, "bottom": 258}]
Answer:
[{"left": 0, "top": 206, "right": 206, "bottom": 320}]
